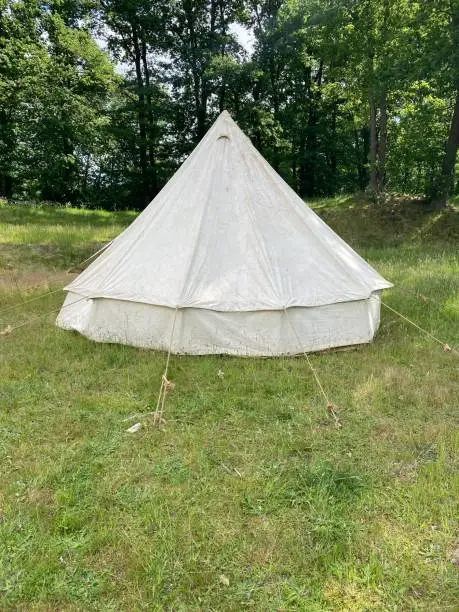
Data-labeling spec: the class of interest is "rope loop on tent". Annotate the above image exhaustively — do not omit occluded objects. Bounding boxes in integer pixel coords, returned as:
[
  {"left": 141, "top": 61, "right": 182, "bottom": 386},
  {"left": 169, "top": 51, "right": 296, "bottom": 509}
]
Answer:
[
  {"left": 283, "top": 308, "right": 342, "bottom": 428},
  {"left": 152, "top": 307, "right": 179, "bottom": 427},
  {"left": 379, "top": 300, "right": 458, "bottom": 356}
]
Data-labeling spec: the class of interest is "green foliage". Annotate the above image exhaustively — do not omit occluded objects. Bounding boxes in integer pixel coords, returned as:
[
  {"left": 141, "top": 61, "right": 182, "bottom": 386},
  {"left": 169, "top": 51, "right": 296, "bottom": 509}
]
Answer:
[
  {"left": 0, "top": 0, "right": 120, "bottom": 204},
  {"left": 387, "top": 83, "right": 451, "bottom": 194},
  {"left": 0, "top": 0, "right": 457, "bottom": 207}
]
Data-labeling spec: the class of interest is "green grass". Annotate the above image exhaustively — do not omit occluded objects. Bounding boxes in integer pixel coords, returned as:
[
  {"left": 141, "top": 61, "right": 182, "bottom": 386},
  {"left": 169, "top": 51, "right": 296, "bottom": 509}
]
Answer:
[{"left": 0, "top": 196, "right": 458, "bottom": 610}]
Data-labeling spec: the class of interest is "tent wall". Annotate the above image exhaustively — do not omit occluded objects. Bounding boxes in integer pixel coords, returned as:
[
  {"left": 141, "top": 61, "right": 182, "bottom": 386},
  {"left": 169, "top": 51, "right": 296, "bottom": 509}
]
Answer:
[{"left": 57, "top": 291, "right": 382, "bottom": 356}]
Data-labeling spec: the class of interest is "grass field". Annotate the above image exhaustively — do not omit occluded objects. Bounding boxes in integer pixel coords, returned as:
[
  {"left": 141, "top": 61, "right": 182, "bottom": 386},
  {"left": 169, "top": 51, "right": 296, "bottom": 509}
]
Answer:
[{"left": 0, "top": 197, "right": 458, "bottom": 611}]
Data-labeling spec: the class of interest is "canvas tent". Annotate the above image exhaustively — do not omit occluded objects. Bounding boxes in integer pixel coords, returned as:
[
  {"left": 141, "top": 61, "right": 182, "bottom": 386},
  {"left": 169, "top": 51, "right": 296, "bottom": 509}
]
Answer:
[{"left": 57, "top": 111, "right": 392, "bottom": 356}]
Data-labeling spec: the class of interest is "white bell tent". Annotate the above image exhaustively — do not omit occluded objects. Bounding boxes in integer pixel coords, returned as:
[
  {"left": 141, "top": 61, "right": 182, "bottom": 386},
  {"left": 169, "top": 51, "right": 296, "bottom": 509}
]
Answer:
[{"left": 56, "top": 111, "right": 392, "bottom": 355}]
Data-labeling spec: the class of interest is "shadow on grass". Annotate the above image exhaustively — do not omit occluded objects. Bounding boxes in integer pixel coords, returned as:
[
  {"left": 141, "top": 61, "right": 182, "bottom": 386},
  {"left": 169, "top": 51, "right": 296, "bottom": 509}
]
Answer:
[
  {"left": 1, "top": 198, "right": 457, "bottom": 251},
  {"left": 306, "top": 195, "right": 459, "bottom": 250},
  {"left": 0, "top": 242, "right": 103, "bottom": 271},
  {"left": 0, "top": 205, "right": 137, "bottom": 228}
]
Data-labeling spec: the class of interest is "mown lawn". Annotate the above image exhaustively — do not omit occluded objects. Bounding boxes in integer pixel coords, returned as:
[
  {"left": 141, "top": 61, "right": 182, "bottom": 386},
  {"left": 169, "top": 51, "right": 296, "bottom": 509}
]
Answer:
[{"left": 0, "top": 198, "right": 458, "bottom": 611}]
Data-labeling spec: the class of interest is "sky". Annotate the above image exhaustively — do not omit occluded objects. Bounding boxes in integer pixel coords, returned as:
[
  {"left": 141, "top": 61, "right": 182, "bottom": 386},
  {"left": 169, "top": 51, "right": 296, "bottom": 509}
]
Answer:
[
  {"left": 96, "top": 23, "right": 255, "bottom": 76},
  {"left": 231, "top": 23, "right": 255, "bottom": 55}
]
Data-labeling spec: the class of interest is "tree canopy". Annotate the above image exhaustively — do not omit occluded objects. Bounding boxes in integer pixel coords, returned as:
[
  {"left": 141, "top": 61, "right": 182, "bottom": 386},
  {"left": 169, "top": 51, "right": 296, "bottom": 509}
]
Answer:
[{"left": 0, "top": 0, "right": 457, "bottom": 209}]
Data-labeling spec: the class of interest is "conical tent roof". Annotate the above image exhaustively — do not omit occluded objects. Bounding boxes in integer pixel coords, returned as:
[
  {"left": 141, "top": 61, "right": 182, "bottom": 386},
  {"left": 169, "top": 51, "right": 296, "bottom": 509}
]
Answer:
[{"left": 66, "top": 111, "right": 391, "bottom": 311}]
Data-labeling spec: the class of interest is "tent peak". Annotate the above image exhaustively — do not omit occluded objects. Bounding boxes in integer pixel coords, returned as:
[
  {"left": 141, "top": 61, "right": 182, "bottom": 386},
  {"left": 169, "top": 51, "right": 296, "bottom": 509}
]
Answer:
[
  {"left": 212, "top": 109, "right": 236, "bottom": 139},
  {"left": 215, "top": 110, "right": 238, "bottom": 126}
]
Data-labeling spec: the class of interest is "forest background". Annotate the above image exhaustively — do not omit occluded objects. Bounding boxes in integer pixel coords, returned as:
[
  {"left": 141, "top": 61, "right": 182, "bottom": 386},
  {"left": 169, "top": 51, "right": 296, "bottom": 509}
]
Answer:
[{"left": 1, "top": 0, "right": 458, "bottom": 210}]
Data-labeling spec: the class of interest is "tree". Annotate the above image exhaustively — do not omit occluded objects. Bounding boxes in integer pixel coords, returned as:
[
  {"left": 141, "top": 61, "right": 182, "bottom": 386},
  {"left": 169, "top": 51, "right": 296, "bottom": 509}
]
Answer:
[
  {"left": 165, "top": 0, "right": 247, "bottom": 141},
  {"left": 0, "top": 0, "right": 118, "bottom": 203},
  {"left": 416, "top": 0, "right": 459, "bottom": 208},
  {"left": 1, "top": 0, "right": 457, "bottom": 207},
  {"left": 98, "top": 0, "right": 171, "bottom": 205},
  {"left": 0, "top": 0, "right": 44, "bottom": 198},
  {"left": 333, "top": 0, "right": 416, "bottom": 197}
]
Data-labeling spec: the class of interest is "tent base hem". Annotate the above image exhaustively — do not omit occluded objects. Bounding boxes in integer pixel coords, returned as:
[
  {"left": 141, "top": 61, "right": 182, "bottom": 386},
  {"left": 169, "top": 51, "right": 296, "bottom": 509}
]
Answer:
[{"left": 56, "top": 291, "right": 382, "bottom": 356}]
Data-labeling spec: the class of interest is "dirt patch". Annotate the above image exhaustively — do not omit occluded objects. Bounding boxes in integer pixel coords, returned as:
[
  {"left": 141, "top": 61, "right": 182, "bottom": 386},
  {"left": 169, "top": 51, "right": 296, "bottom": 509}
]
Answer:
[
  {"left": 0, "top": 270, "right": 76, "bottom": 291},
  {"left": 28, "top": 486, "right": 55, "bottom": 507},
  {"left": 0, "top": 242, "right": 95, "bottom": 292},
  {"left": 450, "top": 544, "right": 459, "bottom": 566},
  {"left": 392, "top": 460, "right": 419, "bottom": 483},
  {"left": 0, "top": 242, "right": 63, "bottom": 262},
  {"left": 0, "top": 242, "right": 104, "bottom": 276}
]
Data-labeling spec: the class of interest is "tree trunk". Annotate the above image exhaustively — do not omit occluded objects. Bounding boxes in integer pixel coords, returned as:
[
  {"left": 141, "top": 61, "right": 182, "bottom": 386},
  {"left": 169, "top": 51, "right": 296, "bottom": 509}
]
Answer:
[
  {"left": 301, "top": 62, "right": 322, "bottom": 197},
  {"left": 252, "top": 84, "right": 263, "bottom": 151},
  {"left": 82, "top": 153, "right": 90, "bottom": 197},
  {"left": 196, "top": 99, "right": 208, "bottom": 139},
  {"left": 291, "top": 154, "right": 298, "bottom": 193},
  {"left": 62, "top": 135, "right": 76, "bottom": 202},
  {"left": 368, "top": 95, "right": 378, "bottom": 194},
  {"left": 0, "top": 172, "right": 13, "bottom": 199},
  {"left": 431, "top": 89, "right": 459, "bottom": 209},
  {"left": 0, "top": 109, "right": 14, "bottom": 198},
  {"left": 377, "top": 90, "right": 388, "bottom": 192},
  {"left": 355, "top": 127, "right": 369, "bottom": 191},
  {"left": 184, "top": 1, "right": 207, "bottom": 139},
  {"left": 298, "top": 128, "right": 308, "bottom": 197},
  {"left": 140, "top": 30, "right": 158, "bottom": 194},
  {"left": 218, "top": 0, "right": 226, "bottom": 112},
  {"left": 219, "top": 84, "right": 226, "bottom": 112},
  {"left": 269, "top": 55, "right": 280, "bottom": 120},
  {"left": 329, "top": 102, "right": 337, "bottom": 194},
  {"left": 303, "top": 108, "right": 317, "bottom": 197},
  {"left": 131, "top": 21, "right": 149, "bottom": 200}
]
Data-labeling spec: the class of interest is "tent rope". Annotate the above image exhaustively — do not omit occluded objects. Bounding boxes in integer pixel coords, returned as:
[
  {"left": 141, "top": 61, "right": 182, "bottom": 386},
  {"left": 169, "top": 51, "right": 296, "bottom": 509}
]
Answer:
[
  {"left": 303, "top": 352, "right": 330, "bottom": 405},
  {"left": 0, "top": 295, "right": 89, "bottom": 336},
  {"left": 284, "top": 309, "right": 342, "bottom": 427},
  {"left": 379, "top": 300, "right": 458, "bottom": 355},
  {"left": 66, "top": 241, "right": 112, "bottom": 273},
  {"left": 390, "top": 284, "right": 447, "bottom": 313},
  {"left": 0, "top": 242, "right": 111, "bottom": 318},
  {"left": 0, "top": 288, "right": 63, "bottom": 316},
  {"left": 153, "top": 307, "right": 179, "bottom": 427}
]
